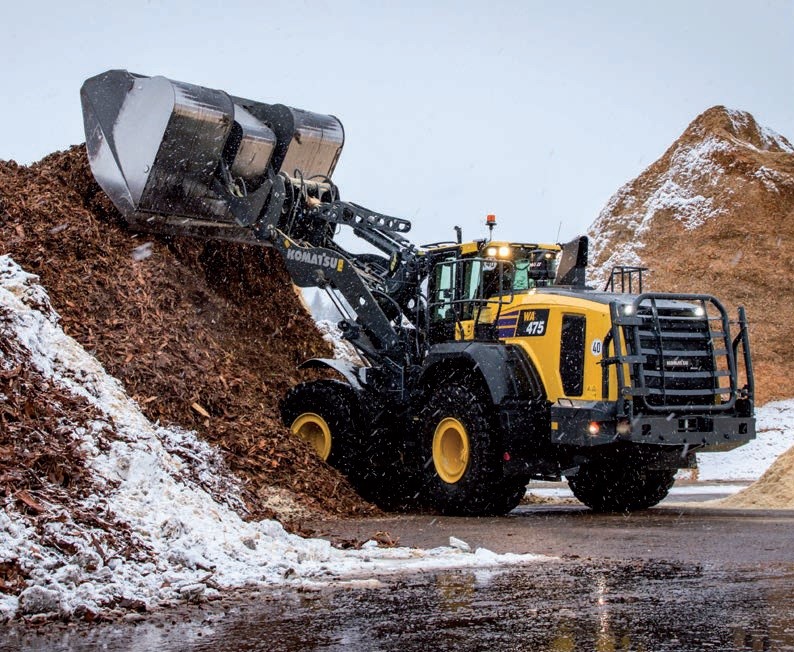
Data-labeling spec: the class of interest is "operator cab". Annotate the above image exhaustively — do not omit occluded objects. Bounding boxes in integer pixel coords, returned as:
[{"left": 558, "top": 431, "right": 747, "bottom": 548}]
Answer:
[
  {"left": 425, "top": 241, "right": 561, "bottom": 343},
  {"left": 480, "top": 243, "right": 560, "bottom": 294}
]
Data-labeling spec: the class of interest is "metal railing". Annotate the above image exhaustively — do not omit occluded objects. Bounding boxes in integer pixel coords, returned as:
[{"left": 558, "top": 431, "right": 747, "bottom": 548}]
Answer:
[
  {"left": 604, "top": 266, "right": 648, "bottom": 294},
  {"left": 601, "top": 293, "right": 754, "bottom": 416}
]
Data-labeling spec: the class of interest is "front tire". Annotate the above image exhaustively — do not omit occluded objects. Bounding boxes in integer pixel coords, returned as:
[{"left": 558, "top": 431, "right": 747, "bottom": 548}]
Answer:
[
  {"left": 281, "top": 381, "right": 420, "bottom": 511},
  {"left": 348, "top": 426, "right": 421, "bottom": 513},
  {"left": 567, "top": 455, "right": 676, "bottom": 512}
]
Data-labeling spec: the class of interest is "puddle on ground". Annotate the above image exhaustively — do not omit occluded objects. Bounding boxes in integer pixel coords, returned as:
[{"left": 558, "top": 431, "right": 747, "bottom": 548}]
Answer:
[{"left": 4, "top": 559, "right": 794, "bottom": 651}]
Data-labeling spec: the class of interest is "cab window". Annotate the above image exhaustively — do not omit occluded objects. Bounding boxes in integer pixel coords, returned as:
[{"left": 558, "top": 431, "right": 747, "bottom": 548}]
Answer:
[
  {"left": 510, "top": 249, "right": 559, "bottom": 292},
  {"left": 430, "top": 259, "right": 455, "bottom": 321}
]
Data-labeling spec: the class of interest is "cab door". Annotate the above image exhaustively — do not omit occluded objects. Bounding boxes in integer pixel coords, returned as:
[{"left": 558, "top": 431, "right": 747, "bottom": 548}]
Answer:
[
  {"left": 427, "top": 253, "right": 510, "bottom": 343},
  {"left": 427, "top": 254, "right": 459, "bottom": 343}
]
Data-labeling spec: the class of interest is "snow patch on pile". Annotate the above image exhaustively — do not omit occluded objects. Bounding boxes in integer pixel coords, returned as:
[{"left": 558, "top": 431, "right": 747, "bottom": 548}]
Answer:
[
  {"left": 724, "top": 108, "right": 794, "bottom": 153},
  {"left": 586, "top": 106, "right": 794, "bottom": 286},
  {"left": 0, "top": 256, "right": 547, "bottom": 622},
  {"left": 315, "top": 319, "right": 362, "bottom": 364},
  {"left": 588, "top": 136, "right": 730, "bottom": 283},
  {"left": 695, "top": 400, "right": 794, "bottom": 481}
]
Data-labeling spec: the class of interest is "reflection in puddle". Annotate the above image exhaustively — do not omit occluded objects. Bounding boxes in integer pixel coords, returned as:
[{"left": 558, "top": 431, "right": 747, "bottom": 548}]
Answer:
[{"left": 4, "top": 561, "right": 794, "bottom": 651}]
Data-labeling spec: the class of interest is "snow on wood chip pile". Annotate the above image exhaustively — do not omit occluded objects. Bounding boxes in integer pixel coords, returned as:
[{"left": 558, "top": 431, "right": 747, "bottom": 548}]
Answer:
[
  {"left": 0, "top": 145, "right": 377, "bottom": 523},
  {"left": 588, "top": 106, "right": 794, "bottom": 404}
]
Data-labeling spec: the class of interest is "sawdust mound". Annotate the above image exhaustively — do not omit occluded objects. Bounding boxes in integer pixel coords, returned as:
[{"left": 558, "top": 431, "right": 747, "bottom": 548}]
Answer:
[
  {"left": 0, "top": 145, "right": 376, "bottom": 522},
  {"left": 588, "top": 106, "right": 794, "bottom": 404},
  {"left": 721, "top": 445, "right": 794, "bottom": 509}
]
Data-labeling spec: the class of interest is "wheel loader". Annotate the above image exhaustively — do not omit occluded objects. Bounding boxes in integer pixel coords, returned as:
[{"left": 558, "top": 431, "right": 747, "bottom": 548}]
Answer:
[{"left": 80, "top": 70, "right": 756, "bottom": 514}]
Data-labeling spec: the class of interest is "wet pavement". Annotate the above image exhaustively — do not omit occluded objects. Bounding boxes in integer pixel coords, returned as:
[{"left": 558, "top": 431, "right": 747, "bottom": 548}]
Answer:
[
  {"left": 5, "top": 559, "right": 794, "bottom": 651},
  {"left": 4, "top": 501, "right": 794, "bottom": 651}
]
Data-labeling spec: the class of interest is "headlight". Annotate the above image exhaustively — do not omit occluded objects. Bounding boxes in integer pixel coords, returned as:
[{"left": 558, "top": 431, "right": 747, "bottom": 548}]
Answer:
[
  {"left": 693, "top": 306, "right": 706, "bottom": 317},
  {"left": 486, "top": 246, "right": 497, "bottom": 257},
  {"left": 498, "top": 246, "right": 511, "bottom": 258},
  {"left": 622, "top": 304, "right": 635, "bottom": 316}
]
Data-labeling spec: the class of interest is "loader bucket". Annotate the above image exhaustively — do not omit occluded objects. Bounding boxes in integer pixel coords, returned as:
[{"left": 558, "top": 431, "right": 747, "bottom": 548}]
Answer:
[{"left": 80, "top": 69, "right": 344, "bottom": 225}]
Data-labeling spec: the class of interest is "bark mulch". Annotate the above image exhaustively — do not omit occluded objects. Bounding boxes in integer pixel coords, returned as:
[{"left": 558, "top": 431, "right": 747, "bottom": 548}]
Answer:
[{"left": 0, "top": 145, "right": 377, "bottom": 523}]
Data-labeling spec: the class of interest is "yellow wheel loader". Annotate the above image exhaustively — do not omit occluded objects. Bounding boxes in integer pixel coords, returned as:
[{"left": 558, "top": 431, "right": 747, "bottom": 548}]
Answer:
[{"left": 80, "top": 70, "right": 756, "bottom": 514}]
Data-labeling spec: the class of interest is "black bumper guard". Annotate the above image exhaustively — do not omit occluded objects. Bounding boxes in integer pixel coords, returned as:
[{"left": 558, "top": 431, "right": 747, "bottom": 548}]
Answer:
[{"left": 602, "top": 293, "right": 755, "bottom": 420}]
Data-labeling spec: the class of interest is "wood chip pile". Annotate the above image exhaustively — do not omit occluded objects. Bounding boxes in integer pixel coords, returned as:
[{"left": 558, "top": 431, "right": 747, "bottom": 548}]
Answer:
[
  {"left": 0, "top": 338, "right": 146, "bottom": 594},
  {"left": 588, "top": 106, "right": 794, "bottom": 403},
  {"left": 0, "top": 146, "right": 377, "bottom": 522}
]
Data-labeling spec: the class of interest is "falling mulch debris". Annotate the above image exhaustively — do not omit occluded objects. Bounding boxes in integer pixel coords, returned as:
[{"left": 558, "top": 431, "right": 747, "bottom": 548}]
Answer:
[{"left": 0, "top": 145, "right": 377, "bottom": 524}]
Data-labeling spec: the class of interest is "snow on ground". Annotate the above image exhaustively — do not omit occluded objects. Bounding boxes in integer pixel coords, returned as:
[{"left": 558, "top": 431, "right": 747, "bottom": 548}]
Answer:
[
  {"left": 695, "top": 400, "right": 794, "bottom": 481},
  {"left": 527, "top": 484, "right": 752, "bottom": 500},
  {"left": 0, "top": 256, "right": 548, "bottom": 622}
]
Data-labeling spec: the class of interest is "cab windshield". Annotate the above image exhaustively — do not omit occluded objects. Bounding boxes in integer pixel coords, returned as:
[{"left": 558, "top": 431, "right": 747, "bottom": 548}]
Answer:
[
  {"left": 487, "top": 247, "right": 558, "bottom": 295},
  {"left": 427, "top": 246, "right": 560, "bottom": 327}
]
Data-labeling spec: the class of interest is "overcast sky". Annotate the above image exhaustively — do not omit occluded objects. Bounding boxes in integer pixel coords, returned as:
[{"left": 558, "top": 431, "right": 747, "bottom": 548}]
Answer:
[{"left": 1, "top": 0, "right": 792, "bottom": 246}]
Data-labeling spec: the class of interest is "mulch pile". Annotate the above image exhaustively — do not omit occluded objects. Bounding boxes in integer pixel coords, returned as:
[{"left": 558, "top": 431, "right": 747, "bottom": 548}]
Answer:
[
  {"left": 721, "top": 443, "right": 794, "bottom": 509},
  {"left": 588, "top": 107, "right": 794, "bottom": 510},
  {"left": 589, "top": 106, "right": 794, "bottom": 404},
  {"left": 0, "top": 145, "right": 377, "bottom": 522},
  {"left": 0, "top": 337, "right": 146, "bottom": 593}
]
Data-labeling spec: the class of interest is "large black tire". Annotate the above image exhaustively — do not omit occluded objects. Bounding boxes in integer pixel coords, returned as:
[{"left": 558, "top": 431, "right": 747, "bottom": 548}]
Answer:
[
  {"left": 280, "top": 380, "right": 360, "bottom": 476},
  {"left": 348, "top": 428, "right": 422, "bottom": 513},
  {"left": 417, "top": 378, "right": 525, "bottom": 516},
  {"left": 281, "top": 380, "right": 420, "bottom": 511},
  {"left": 567, "top": 455, "right": 677, "bottom": 512}
]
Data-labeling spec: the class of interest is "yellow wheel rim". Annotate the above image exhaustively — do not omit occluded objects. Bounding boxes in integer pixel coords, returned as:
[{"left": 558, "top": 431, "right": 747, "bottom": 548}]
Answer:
[
  {"left": 290, "top": 413, "right": 332, "bottom": 460},
  {"left": 432, "top": 417, "right": 470, "bottom": 484}
]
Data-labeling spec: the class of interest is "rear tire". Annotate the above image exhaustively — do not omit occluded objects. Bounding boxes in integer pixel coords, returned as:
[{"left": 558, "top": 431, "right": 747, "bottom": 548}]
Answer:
[
  {"left": 567, "top": 455, "right": 676, "bottom": 512},
  {"left": 418, "top": 378, "right": 524, "bottom": 516},
  {"left": 345, "top": 420, "right": 422, "bottom": 512}
]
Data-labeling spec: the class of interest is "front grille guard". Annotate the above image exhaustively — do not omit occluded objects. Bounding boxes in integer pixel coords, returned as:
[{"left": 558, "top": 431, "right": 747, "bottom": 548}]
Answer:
[{"left": 602, "top": 293, "right": 754, "bottom": 418}]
